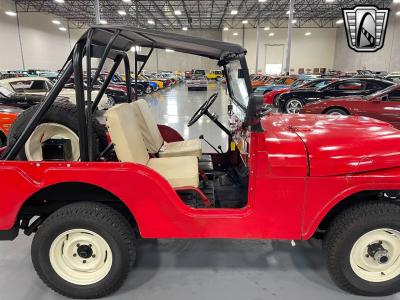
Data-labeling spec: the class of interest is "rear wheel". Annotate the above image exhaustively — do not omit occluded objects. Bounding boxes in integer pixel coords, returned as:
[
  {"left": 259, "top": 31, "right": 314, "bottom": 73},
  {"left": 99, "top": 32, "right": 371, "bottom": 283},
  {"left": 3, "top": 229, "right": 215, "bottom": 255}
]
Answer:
[
  {"left": 284, "top": 98, "right": 304, "bottom": 114},
  {"left": 324, "top": 201, "right": 400, "bottom": 296},
  {"left": 325, "top": 108, "right": 348, "bottom": 115},
  {"left": 31, "top": 202, "right": 136, "bottom": 299}
]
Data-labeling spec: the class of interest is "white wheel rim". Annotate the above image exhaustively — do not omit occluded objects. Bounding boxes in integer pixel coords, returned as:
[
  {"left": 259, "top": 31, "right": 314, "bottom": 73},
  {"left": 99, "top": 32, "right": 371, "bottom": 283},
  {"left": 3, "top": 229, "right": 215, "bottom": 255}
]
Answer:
[
  {"left": 25, "top": 123, "right": 80, "bottom": 161},
  {"left": 49, "top": 229, "right": 113, "bottom": 285},
  {"left": 328, "top": 111, "right": 344, "bottom": 115},
  {"left": 350, "top": 228, "right": 400, "bottom": 282},
  {"left": 286, "top": 99, "right": 303, "bottom": 114}
]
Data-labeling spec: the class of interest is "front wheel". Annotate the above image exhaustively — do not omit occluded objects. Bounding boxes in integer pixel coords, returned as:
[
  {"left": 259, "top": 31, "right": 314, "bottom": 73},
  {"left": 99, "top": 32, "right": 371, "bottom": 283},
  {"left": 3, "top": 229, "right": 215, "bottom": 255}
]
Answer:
[
  {"left": 284, "top": 98, "right": 304, "bottom": 114},
  {"left": 325, "top": 108, "right": 348, "bottom": 115},
  {"left": 324, "top": 201, "right": 400, "bottom": 296},
  {"left": 31, "top": 202, "right": 136, "bottom": 299}
]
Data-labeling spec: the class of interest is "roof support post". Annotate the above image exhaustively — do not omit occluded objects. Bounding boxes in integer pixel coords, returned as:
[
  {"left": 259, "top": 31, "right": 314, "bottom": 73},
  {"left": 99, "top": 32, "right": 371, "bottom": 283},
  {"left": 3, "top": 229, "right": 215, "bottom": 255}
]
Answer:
[
  {"left": 92, "top": 55, "right": 124, "bottom": 112},
  {"left": 73, "top": 40, "right": 89, "bottom": 161},
  {"left": 86, "top": 28, "right": 94, "bottom": 161},
  {"left": 285, "top": 0, "right": 295, "bottom": 75},
  {"left": 94, "top": 0, "right": 100, "bottom": 24},
  {"left": 124, "top": 54, "right": 132, "bottom": 102},
  {"left": 255, "top": 18, "right": 260, "bottom": 74}
]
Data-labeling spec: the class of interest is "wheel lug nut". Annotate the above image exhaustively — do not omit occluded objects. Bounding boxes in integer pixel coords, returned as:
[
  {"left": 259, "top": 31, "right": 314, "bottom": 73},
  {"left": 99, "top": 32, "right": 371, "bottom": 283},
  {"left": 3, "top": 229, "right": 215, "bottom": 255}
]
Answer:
[
  {"left": 83, "top": 260, "right": 86, "bottom": 264},
  {"left": 381, "top": 272, "right": 385, "bottom": 275},
  {"left": 73, "top": 253, "right": 77, "bottom": 257},
  {"left": 89, "top": 244, "right": 92, "bottom": 248},
  {"left": 92, "top": 254, "right": 96, "bottom": 258},
  {"left": 76, "top": 243, "right": 80, "bottom": 247},
  {"left": 365, "top": 254, "right": 369, "bottom": 258},
  {"left": 379, "top": 241, "right": 383, "bottom": 244}
]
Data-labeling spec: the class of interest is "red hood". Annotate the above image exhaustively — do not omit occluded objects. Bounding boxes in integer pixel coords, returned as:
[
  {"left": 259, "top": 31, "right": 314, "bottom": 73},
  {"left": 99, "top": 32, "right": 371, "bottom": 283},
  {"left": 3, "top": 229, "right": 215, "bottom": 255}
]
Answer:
[{"left": 260, "top": 114, "right": 400, "bottom": 176}]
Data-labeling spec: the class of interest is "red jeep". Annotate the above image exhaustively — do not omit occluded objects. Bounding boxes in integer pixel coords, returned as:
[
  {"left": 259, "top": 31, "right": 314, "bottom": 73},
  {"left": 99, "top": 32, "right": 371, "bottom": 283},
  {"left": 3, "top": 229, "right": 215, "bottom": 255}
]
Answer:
[{"left": 2, "top": 27, "right": 400, "bottom": 299}]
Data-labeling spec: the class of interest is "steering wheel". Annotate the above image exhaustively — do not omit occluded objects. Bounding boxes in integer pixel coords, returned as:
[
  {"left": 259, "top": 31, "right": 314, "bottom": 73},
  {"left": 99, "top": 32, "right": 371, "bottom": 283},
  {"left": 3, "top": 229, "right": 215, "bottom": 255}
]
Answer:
[{"left": 187, "top": 93, "right": 218, "bottom": 127}]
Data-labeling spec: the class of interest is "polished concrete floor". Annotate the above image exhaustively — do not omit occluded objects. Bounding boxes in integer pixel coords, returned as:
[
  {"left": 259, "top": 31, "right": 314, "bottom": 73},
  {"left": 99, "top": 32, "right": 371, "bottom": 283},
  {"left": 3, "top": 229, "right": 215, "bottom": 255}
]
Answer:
[{"left": 0, "top": 82, "right": 397, "bottom": 300}]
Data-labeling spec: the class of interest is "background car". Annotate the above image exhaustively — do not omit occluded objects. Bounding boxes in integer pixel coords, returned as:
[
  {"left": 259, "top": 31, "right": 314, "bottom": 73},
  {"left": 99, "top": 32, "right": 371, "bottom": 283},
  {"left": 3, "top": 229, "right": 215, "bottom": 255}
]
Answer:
[
  {"left": 278, "top": 78, "right": 394, "bottom": 113},
  {"left": 266, "top": 78, "right": 338, "bottom": 105},
  {"left": 186, "top": 75, "right": 207, "bottom": 91},
  {"left": 206, "top": 70, "right": 224, "bottom": 80},
  {"left": 300, "top": 84, "right": 400, "bottom": 128},
  {"left": 0, "top": 105, "right": 23, "bottom": 146}
]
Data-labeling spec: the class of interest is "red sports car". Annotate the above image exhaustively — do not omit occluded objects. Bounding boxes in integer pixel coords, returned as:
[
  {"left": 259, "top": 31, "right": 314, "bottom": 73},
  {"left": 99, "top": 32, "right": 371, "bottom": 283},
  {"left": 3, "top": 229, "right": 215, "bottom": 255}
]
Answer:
[
  {"left": 300, "top": 84, "right": 400, "bottom": 129},
  {"left": 0, "top": 105, "right": 23, "bottom": 146},
  {"left": 264, "top": 78, "right": 338, "bottom": 106}
]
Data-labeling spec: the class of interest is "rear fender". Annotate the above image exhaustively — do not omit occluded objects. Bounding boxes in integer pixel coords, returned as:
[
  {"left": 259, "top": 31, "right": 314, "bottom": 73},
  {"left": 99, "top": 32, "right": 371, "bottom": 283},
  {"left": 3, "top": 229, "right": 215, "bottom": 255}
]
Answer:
[{"left": 0, "top": 161, "right": 185, "bottom": 236}]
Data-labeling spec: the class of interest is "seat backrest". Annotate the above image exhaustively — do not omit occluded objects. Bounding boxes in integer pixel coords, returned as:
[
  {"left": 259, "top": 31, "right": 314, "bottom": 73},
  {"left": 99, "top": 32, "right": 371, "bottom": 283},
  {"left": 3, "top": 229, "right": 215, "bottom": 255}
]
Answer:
[
  {"left": 131, "top": 99, "right": 164, "bottom": 153},
  {"left": 105, "top": 103, "right": 149, "bottom": 165}
]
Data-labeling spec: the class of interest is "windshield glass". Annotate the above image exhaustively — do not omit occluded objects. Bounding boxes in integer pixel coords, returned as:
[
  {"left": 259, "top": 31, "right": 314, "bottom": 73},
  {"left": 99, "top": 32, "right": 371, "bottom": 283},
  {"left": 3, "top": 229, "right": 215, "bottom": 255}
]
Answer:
[
  {"left": 226, "top": 59, "right": 249, "bottom": 109},
  {"left": 0, "top": 85, "right": 14, "bottom": 98}
]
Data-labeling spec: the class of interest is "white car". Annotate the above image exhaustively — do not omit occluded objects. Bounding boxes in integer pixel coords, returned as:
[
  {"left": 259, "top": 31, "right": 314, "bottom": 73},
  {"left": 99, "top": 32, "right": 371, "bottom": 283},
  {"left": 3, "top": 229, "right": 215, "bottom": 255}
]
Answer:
[
  {"left": 186, "top": 75, "right": 207, "bottom": 91},
  {"left": 0, "top": 77, "right": 112, "bottom": 110}
]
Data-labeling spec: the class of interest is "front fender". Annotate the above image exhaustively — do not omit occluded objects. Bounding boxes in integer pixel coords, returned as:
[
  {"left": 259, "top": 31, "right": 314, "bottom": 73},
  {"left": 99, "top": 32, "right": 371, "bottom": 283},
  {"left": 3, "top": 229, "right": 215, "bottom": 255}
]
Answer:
[{"left": 302, "top": 167, "right": 400, "bottom": 239}]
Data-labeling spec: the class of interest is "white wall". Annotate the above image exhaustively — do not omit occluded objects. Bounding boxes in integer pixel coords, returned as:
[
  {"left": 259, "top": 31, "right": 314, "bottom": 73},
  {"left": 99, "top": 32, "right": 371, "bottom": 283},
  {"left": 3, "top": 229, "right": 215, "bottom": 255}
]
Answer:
[
  {"left": 0, "top": 0, "right": 86, "bottom": 71},
  {"left": 333, "top": 7, "right": 400, "bottom": 73},
  {"left": 223, "top": 27, "right": 337, "bottom": 74}
]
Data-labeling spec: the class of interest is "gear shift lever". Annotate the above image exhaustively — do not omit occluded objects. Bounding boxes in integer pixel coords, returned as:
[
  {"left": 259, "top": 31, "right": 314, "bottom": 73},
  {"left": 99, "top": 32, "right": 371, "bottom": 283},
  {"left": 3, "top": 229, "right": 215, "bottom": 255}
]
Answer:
[{"left": 199, "top": 135, "right": 223, "bottom": 154}]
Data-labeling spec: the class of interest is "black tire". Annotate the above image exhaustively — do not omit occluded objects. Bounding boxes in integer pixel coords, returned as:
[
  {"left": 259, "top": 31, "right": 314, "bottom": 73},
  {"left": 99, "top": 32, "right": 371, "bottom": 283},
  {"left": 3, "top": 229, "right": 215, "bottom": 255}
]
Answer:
[
  {"left": 7, "top": 101, "right": 107, "bottom": 161},
  {"left": 31, "top": 202, "right": 136, "bottom": 299},
  {"left": 284, "top": 98, "right": 304, "bottom": 114},
  {"left": 324, "top": 201, "right": 400, "bottom": 296},
  {"left": 325, "top": 108, "right": 349, "bottom": 115}
]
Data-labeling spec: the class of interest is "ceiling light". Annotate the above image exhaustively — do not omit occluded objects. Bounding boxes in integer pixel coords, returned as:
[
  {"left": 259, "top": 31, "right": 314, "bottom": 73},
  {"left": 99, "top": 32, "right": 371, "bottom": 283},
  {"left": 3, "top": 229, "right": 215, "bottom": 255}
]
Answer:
[
  {"left": 122, "top": 0, "right": 131, "bottom": 2},
  {"left": 148, "top": 19, "right": 155, "bottom": 24},
  {"left": 52, "top": 20, "right": 61, "bottom": 25},
  {"left": 233, "top": 32, "right": 238, "bottom": 36},
  {"left": 264, "top": 27, "right": 270, "bottom": 30},
  {"left": 223, "top": 27, "right": 229, "bottom": 31},
  {"left": 336, "top": 19, "right": 344, "bottom": 24},
  {"left": 182, "top": 26, "right": 188, "bottom": 31},
  {"left": 54, "top": 0, "right": 64, "bottom": 3},
  {"left": 59, "top": 27, "right": 67, "bottom": 31},
  {"left": 269, "top": 32, "right": 275, "bottom": 36},
  {"left": 118, "top": 10, "right": 126, "bottom": 16},
  {"left": 231, "top": 10, "right": 238, "bottom": 15},
  {"left": 305, "top": 32, "right": 312, "bottom": 36},
  {"left": 242, "top": 20, "right": 248, "bottom": 24},
  {"left": 292, "top": 19, "right": 297, "bottom": 24},
  {"left": 394, "top": 0, "right": 400, "bottom": 3},
  {"left": 99, "top": 20, "right": 108, "bottom": 24},
  {"left": 166, "top": 49, "right": 175, "bottom": 52},
  {"left": 5, "top": 11, "right": 17, "bottom": 16},
  {"left": 130, "top": 46, "right": 140, "bottom": 52},
  {"left": 286, "top": 10, "right": 295, "bottom": 14},
  {"left": 325, "top": 0, "right": 335, "bottom": 2},
  {"left": 174, "top": 10, "right": 182, "bottom": 15},
  {"left": 397, "top": 11, "right": 400, "bottom": 15},
  {"left": 258, "top": 0, "right": 267, "bottom": 2}
]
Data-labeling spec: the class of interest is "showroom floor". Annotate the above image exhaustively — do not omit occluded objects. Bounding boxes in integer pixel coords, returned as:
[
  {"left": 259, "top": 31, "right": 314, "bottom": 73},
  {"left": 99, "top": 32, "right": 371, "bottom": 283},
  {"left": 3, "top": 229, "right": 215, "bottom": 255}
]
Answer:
[{"left": 0, "top": 82, "right": 397, "bottom": 300}]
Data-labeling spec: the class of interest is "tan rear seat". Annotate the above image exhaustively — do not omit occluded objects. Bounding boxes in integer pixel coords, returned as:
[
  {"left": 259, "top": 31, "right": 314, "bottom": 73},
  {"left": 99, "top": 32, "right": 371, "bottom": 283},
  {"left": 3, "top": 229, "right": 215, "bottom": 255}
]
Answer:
[
  {"left": 131, "top": 100, "right": 202, "bottom": 158},
  {"left": 105, "top": 103, "right": 199, "bottom": 188}
]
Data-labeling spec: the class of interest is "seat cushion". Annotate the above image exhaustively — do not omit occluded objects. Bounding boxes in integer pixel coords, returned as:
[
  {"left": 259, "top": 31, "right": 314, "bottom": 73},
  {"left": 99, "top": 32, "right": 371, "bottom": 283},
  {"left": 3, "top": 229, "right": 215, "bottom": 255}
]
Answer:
[
  {"left": 131, "top": 100, "right": 164, "bottom": 153},
  {"left": 147, "top": 156, "right": 199, "bottom": 188},
  {"left": 159, "top": 139, "right": 202, "bottom": 158}
]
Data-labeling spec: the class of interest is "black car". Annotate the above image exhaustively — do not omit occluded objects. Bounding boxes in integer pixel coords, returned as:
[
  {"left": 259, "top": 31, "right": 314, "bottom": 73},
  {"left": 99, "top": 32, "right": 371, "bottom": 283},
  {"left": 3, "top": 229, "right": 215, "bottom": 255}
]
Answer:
[{"left": 277, "top": 78, "right": 394, "bottom": 114}]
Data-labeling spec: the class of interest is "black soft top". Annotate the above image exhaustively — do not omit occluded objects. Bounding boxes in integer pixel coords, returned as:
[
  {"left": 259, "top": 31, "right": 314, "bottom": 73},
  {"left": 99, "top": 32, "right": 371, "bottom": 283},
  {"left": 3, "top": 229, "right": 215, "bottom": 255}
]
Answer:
[{"left": 78, "top": 25, "right": 246, "bottom": 61}]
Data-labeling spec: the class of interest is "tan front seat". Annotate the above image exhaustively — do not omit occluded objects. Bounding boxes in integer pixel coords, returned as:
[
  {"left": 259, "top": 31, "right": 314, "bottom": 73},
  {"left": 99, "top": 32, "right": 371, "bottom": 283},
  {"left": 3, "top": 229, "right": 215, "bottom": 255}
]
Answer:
[
  {"left": 105, "top": 103, "right": 199, "bottom": 188},
  {"left": 131, "top": 99, "right": 202, "bottom": 158}
]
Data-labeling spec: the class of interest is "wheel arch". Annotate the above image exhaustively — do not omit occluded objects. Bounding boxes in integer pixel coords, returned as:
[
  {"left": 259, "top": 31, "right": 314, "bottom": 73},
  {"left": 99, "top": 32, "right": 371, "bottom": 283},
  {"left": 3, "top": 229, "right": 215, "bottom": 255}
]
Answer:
[
  {"left": 311, "top": 190, "right": 399, "bottom": 239},
  {"left": 17, "top": 181, "right": 139, "bottom": 235},
  {"left": 322, "top": 106, "right": 350, "bottom": 115}
]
